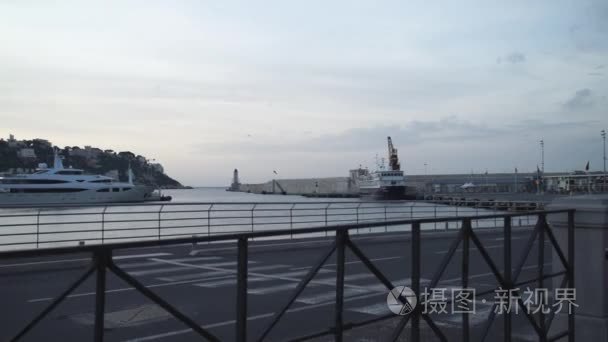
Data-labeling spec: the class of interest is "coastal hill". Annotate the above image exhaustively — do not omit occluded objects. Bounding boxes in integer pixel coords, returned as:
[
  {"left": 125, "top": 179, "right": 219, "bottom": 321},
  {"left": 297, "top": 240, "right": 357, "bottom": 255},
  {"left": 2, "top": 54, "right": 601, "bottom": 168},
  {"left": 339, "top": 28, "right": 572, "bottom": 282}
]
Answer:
[{"left": 0, "top": 135, "right": 184, "bottom": 188}]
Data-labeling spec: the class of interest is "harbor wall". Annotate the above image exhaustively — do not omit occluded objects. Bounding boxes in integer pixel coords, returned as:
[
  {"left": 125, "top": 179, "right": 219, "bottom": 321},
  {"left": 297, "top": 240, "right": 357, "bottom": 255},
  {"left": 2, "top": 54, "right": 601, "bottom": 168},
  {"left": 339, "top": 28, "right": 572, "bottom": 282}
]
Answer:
[{"left": 239, "top": 177, "right": 356, "bottom": 195}]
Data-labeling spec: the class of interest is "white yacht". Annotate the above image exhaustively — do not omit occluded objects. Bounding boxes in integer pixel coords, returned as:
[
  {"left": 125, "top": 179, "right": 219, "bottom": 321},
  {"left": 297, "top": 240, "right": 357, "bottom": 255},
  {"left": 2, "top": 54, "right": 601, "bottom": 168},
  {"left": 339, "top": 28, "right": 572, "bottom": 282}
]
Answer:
[{"left": 0, "top": 152, "right": 153, "bottom": 205}]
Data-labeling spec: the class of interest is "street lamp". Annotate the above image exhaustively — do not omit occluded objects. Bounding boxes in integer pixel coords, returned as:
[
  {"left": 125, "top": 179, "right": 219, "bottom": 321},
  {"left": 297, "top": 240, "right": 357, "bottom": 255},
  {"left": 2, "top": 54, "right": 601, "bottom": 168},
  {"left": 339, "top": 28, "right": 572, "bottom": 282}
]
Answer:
[
  {"left": 602, "top": 130, "right": 606, "bottom": 192},
  {"left": 540, "top": 139, "right": 544, "bottom": 173}
]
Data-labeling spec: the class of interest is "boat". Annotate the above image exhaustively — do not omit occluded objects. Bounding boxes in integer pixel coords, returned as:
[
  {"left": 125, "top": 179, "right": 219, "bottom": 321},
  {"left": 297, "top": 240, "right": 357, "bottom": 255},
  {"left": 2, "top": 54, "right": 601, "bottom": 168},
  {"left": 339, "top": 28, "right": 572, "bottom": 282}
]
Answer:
[
  {"left": 0, "top": 151, "right": 154, "bottom": 206},
  {"left": 353, "top": 137, "right": 416, "bottom": 200}
]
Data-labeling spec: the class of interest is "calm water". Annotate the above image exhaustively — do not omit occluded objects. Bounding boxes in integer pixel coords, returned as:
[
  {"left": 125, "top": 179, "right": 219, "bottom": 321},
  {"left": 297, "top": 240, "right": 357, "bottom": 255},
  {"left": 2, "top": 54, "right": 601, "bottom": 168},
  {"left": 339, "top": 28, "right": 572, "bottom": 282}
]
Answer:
[{"left": 160, "top": 187, "right": 361, "bottom": 203}]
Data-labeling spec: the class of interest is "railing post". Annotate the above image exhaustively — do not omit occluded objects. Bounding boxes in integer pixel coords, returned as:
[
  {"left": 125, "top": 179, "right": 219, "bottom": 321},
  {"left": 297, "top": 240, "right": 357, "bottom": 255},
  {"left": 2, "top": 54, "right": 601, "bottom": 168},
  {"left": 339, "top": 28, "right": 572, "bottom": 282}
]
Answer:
[
  {"left": 251, "top": 204, "right": 257, "bottom": 233},
  {"left": 356, "top": 203, "right": 361, "bottom": 235},
  {"left": 325, "top": 204, "right": 330, "bottom": 237},
  {"left": 157, "top": 205, "right": 164, "bottom": 241},
  {"left": 101, "top": 206, "right": 107, "bottom": 244},
  {"left": 94, "top": 249, "right": 110, "bottom": 342},
  {"left": 36, "top": 209, "right": 41, "bottom": 248},
  {"left": 503, "top": 216, "right": 512, "bottom": 342},
  {"left": 207, "top": 204, "right": 214, "bottom": 242},
  {"left": 538, "top": 213, "right": 547, "bottom": 340},
  {"left": 335, "top": 230, "right": 347, "bottom": 342},
  {"left": 385, "top": 206, "right": 388, "bottom": 232},
  {"left": 567, "top": 210, "right": 575, "bottom": 342},
  {"left": 411, "top": 221, "right": 421, "bottom": 342},
  {"left": 462, "top": 218, "right": 470, "bottom": 342},
  {"left": 434, "top": 205, "right": 437, "bottom": 230},
  {"left": 290, "top": 204, "right": 295, "bottom": 240},
  {"left": 236, "top": 237, "right": 248, "bottom": 342}
]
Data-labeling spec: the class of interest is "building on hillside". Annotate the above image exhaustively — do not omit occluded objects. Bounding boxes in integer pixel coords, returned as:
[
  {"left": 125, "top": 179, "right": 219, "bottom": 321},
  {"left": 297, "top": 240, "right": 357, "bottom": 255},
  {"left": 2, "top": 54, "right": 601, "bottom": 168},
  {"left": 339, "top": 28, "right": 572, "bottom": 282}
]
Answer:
[{"left": 17, "top": 148, "right": 36, "bottom": 160}]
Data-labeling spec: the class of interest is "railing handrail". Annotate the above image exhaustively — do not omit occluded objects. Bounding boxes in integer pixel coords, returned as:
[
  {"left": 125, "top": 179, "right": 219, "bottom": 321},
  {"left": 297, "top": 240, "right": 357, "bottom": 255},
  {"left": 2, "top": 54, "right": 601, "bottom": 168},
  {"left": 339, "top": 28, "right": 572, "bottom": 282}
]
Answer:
[
  {"left": 0, "top": 209, "right": 572, "bottom": 259},
  {"left": 0, "top": 199, "right": 545, "bottom": 210}
]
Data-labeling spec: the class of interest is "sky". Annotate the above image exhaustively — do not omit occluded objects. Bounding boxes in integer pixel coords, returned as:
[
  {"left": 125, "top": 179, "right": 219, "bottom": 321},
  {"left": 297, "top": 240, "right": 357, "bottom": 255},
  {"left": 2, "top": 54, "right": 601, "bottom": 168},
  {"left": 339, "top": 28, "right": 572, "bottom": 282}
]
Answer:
[{"left": 1, "top": 0, "right": 607, "bottom": 186}]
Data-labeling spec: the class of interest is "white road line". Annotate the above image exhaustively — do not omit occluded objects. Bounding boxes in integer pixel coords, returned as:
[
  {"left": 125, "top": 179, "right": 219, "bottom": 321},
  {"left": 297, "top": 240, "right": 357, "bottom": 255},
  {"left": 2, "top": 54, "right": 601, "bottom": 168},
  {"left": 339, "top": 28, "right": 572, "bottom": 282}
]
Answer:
[
  {"left": 114, "top": 253, "right": 174, "bottom": 260},
  {"left": 122, "top": 291, "right": 389, "bottom": 342},
  {"left": 157, "top": 264, "right": 291, "bottom": 282},
  {"left": 27, "top": 273, "right": 247, "bottom": 303},
  {"left": 119, "top": 257, "right": 223, "bottom": 270},
  {"left": 289, "top": 256, "right": 402, "bottom": 270},
  {"left": 434, "top": 245, "right": 503, "bottom": 254},
  {"left": 189, "top": 239, "right": 333, "bottom": 255},
  {"left": 128, "top": 261, "right": 256, "bottom": 276},
  {"left": 193, "top": 269, "right": 331, "bottom": 288},
  {"left": 439, "top": 263, "right": 552, "bottom": 283},
  {"left": 494, "top": 237, "right": 525, "bottom": 241},
  {"left": 194, "top": 277, "right": 268, "bottom": 287},
  {"left": 348, "top": 302, "right": 390, "bottom": 316},
  {"left": 247, "top": 283, "right": 303, "bottom": 295},
  {"left": 296, "top": 287, "right": 369, "bottom": 304},
  {"left": 156, "top": 271, "right": 232, "bottom": 282},
  {"left": 0, "top": 253, "right": 173, "bottom": 268}
]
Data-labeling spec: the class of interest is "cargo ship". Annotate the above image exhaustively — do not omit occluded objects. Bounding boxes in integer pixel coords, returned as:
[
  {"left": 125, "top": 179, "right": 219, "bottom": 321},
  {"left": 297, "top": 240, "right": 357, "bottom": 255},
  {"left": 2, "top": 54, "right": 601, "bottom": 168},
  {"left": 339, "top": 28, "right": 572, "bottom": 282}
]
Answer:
[{"left": 353, "top": 137, "right": 415, "bottom": 200}]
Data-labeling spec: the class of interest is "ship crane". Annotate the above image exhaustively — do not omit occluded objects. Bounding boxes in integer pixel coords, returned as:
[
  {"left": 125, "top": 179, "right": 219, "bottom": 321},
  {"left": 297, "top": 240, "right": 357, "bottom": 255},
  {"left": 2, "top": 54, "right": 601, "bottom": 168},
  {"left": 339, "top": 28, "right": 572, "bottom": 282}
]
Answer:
[{"left": 387, "top": 136, "right": 401, "bottom": 171}]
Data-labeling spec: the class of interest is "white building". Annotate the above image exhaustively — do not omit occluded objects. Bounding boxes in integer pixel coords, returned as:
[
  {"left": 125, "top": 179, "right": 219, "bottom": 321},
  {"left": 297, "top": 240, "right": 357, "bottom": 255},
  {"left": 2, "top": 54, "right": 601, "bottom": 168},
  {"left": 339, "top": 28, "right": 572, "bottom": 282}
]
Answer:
[{"left": 17, "top": 148, "right": 36, "bottom": 159}]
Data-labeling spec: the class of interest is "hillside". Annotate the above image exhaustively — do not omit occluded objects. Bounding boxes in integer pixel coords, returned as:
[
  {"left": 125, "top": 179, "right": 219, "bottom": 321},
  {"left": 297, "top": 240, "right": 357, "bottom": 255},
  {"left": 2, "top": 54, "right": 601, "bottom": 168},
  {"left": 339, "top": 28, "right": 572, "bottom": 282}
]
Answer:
[{"left": 0, "top": 136, "right": 184, "bottom": 188}]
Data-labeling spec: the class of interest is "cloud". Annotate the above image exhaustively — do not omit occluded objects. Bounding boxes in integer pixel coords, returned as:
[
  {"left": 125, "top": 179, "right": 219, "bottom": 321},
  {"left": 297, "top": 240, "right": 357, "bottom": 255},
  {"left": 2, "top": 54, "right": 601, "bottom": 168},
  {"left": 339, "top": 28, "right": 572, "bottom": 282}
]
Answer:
[
  {"left": 505, "top": 52, "right": 526, "bottom": 64},
  {"left": 498, "top": 52, "right": 526, "bottom": 64},
  {"left": 563, "top": 88, "right": 594, "bottom": 110}
]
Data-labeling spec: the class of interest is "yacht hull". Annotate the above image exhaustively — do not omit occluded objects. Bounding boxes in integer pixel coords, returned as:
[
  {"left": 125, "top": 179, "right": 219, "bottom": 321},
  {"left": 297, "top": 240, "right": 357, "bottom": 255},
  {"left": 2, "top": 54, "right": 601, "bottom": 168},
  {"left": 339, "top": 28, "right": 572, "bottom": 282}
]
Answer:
[{"left": 0, "top": 186, "right": 152, "bottom": 206}]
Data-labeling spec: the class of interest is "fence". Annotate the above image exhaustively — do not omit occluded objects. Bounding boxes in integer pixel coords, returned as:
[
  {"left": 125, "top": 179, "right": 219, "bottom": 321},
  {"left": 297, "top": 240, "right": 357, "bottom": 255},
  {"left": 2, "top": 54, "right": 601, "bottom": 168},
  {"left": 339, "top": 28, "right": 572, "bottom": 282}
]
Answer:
[
  {"left": 0, "top": 201, "right": 541, "bottom": 250},
  {"left": 0, "top": 208, "right": 574, "bottom": 342}
]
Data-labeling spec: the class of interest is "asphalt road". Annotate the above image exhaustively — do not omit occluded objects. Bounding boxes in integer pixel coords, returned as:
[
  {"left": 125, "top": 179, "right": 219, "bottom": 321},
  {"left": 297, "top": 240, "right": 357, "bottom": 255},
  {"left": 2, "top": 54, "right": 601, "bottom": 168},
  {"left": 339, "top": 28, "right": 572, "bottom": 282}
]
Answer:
[{"left": 0, "top": 227, "right": 557, "bottom": 341}]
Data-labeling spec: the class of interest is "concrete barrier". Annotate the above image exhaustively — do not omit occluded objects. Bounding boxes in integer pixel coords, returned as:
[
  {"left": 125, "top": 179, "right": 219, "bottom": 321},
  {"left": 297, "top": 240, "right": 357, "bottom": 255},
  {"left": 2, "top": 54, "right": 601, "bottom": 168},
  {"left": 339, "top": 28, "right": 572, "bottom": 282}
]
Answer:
[{"left": 239, "top": 177, "right": 356, "bottom": 195}]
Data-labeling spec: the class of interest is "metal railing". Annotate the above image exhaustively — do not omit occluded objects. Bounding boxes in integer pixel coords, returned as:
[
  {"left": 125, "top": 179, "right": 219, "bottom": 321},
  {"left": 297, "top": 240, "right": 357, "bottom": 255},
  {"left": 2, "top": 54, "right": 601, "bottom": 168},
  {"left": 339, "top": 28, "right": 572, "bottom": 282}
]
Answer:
[
  {"left": 0, "top": 200, "right": 542, "bottom": 250},
  {"left": 0, "top": 208, "right": 574, "bottom": 342}
]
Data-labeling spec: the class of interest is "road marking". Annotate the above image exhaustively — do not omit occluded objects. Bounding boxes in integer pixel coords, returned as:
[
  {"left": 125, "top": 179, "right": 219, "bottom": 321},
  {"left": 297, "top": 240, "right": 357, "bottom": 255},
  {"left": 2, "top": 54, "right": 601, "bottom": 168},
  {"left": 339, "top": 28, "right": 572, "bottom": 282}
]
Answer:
[
  {"left": 149, "top": 258, "right": 376, "bottom": 291},
  {"left": 296, "top": 287, "right": 369, "bottom": 304},
  {"left": 157, "top": 264, "right": 291, "bottom": 282},
  {"left": 27, "top": 273, "right": 248, "bottom": 303},
  {"left": 248, "top": 283, "right": 303, "bottom": 295},
  {"left": 194, "top": 276, "right": 268, "bottom": 287},
  {"left": 434, "top": 245, "right": 503, "bottom": 254},
  {"left": 114, "top": 253, "right": 174, "bottom": 260},
  {"left": 348, "top": 302, "right": 390, "bottom": 316},
  {"left": 289, "top": 256, "right": 402, "bottom": 270},
  {"left": 128, "top": 261, "right": 256, "bottom": 276},
  {"left": 122, "top": 291, "right": 390, "bottom": 342},
  {"left": 0, "top": 253, "right": 173, "bottom": 268},
  {"left": 494, "top": 236, "right": 525, "bottom": 241},
  {"left": 119, "top": 257, "right": 223, "bottom": 270},
  {"left": 193, "top": 269, "right": 332, "bottom": 288}
]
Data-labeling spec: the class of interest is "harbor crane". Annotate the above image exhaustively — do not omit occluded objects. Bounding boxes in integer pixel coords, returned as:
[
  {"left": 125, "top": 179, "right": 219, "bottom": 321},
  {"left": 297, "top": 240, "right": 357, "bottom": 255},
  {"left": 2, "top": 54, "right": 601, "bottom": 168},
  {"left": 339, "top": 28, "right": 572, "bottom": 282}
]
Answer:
[{"left": 387, "top": 136, "right": 401, "bottom": 171}]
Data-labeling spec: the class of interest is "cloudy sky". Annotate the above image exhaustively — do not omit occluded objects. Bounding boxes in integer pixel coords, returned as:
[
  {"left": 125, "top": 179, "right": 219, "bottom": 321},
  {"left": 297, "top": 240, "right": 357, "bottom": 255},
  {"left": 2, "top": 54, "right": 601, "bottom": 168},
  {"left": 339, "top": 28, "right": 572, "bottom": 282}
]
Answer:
[{"left": 1, "top": 0, "right": 607, "bottom": 186}]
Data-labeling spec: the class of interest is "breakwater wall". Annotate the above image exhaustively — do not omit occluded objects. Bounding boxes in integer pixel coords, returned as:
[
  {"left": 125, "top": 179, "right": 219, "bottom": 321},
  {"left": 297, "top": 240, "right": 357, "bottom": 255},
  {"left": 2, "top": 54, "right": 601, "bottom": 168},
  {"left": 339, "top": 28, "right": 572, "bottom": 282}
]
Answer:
[{"left": 239, "top": 177, "right": 356, "bottom": 195}]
